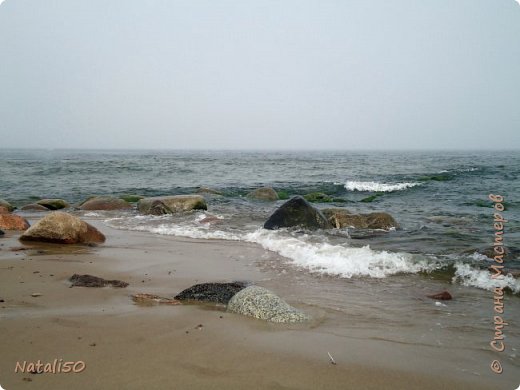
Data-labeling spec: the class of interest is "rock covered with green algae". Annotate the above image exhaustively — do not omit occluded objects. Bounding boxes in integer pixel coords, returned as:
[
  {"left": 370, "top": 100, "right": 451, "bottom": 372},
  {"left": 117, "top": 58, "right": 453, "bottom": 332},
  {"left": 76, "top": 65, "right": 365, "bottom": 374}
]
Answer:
[{"left": 227, "top": 286, "right": 308, "bottom": 323}]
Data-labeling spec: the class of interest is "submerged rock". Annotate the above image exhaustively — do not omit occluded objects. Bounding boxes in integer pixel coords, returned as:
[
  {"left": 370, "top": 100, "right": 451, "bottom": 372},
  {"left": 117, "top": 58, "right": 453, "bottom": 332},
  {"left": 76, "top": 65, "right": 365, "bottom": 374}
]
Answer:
[
  {"left": 20, "top": 203, "right": 49, "bottom": 212},
  {"left": 0, "top": 199, "right": 15, "bottom": 212},
  {"left": 264, "top": 196, "right": 331, "bottom": 230},
  {"left": 427, "top": 291, "right": 453, "bottom": 300},
  {"left": 37, "top": 199, "right": 69, "bottom": 210},
  {"left": 79, "top": 196, "right": 132, "bottom": 211},
  {"left": 247, "top": 187, "right": 279, "bottom": 201},
  {"left": 478, "top": 246, "right": 519, "bottom": 261},
  {"left": 303, "top": 192, "right": 333, "bottom": 203},
  {"left": 322, "top": 208, "right": 398, "bottom": 230},
  {"left": 175, "top": 282, "right": 247, "bottom": 304},
  {"left": 119, "top": 194, "right": 144, "bottom": 203},
  {"left": 138, "top": 195, "right": 207, "bottom": 215},
  {"left": 0, "top": 214, "right": 30, "bottom": 231},
  {"left": 69, "top": 274, "right": 128, "bottom": 288},
  {"left": 227, "top": 286, "right": 308, "bottom": 323},
  {"left": 196, "top": 187, "right": 223, "bottom": 196},
  {"left": 20, "top": 212, "right": 105, "bottom": 244},
  {"left": 132, "top": 293, "right": 181, "bottom": 305}
]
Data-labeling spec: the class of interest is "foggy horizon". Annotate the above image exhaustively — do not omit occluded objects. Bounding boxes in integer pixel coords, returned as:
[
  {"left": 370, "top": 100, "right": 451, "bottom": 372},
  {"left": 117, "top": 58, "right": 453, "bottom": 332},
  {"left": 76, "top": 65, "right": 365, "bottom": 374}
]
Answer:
[{"left": 1, "top": 0, "right": 519, "bottom": 150}]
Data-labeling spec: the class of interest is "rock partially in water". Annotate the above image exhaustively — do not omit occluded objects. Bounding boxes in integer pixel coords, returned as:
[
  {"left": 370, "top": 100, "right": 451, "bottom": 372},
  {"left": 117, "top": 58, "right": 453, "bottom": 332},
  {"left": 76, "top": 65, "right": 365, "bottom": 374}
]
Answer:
[
  {"left": 478, "top": 246, "right": 519, "bottom": 261},
  {"left": 69, "top": 274, "right": 128, "bottom": 288},
  {"left": 119, "top": 194, "right": 144, "bottom": 203},
  {"left": 20, "top": 212, "right": 105, "bottom": 244},
  {"left": 36, "top": 199, "right": 69, "bottom": 210},
  {"left": 0, "top": 214, "right": 30, "bottom": 231},
  {"left": 138, "top": 195, "right": 207, "bottom": 215},
  {"left": 322, "top": 208, "right": 398, "bottom": 230},
  {"left": 227, "top": 286, "right": 308, "bottom": 323},
  {"left": 427, "top": 291, "right": 453, "bottom": 300},
  {"left": 20, "top": 203, "right": 50, "bottom": 212},
  {"left": 303, "top": 192, "right": 333, "bottom": 203},
  {"left": 247, "top": 187, "right": 279, "bottom": 201},
  {"left": 196, "top": 187, "right": 223, "bottom": 196},
  {"left": 0, "top": 229, "right": 4, "bottom": 236},
  {"left": 175, "top": 282, "right": 247, "bottom": 304},
  {"left": 0, "top": 199, "right": 15, "bottom": 212},
  {"left": 79, "top": 196, "right": 132, "bottom": 211},
  {"left": 132, "top": 293, "right": 181, "bottom": 305},
  {"left": 264, "top": 196, "right": 331, "bottom": 230}
]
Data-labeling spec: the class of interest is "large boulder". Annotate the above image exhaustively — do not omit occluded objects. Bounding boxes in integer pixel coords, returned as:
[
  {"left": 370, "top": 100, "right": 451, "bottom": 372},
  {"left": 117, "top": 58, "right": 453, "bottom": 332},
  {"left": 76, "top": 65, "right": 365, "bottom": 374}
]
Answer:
[
  {"left": 20, "top": 203, "right": 50, "bottom": 212},
  {"left": 264, "top": 196, "right": 331, "bottom": 230},
  {"left": 247, "top": 187, "right": 279, "bottom": 201},
  {"left": 79, "top": 196, "right": 132, "bottom": 211},
  {"left": 138, "top": 195, "right": 207, "bottom": 215},
  {"left": 0, "top": 206, "right": 10, "bottom": 214},
  {"left": 0, "top": 214, "right": 30, "bottom": 230},
  {"left": 174, "top": 282, "right": 247, "bottom": 304},
  {"left": 20, "top": 212, "right": 105, "bottom": 244},
  {"left": 37, "top": 199, "right": 69, "bottom": 210},
  {"left": 0, "top": 199, "right": 15, "bottom": 212},
  {"left": 227, "top": 286, "right": 308, "bottom": 323},
  {"left": 322, "top": 208, "right": 398, "bottom": 230}
]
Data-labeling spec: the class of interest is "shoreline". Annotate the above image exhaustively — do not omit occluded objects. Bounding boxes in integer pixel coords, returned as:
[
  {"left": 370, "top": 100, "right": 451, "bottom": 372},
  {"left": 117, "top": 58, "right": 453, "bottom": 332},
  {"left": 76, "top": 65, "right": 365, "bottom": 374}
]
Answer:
[{"left": 0, "top": 220, "right": 517, "bottom": 389}]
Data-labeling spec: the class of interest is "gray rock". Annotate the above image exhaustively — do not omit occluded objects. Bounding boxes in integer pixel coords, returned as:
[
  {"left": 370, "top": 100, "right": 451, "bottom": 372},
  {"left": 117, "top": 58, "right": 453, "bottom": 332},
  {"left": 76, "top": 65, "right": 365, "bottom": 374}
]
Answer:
[
  {"left": 175, "top": 282, "right": 247, "bottom": 304},
  {"left": 138, "top": 195, "right": 207, "bottom": 215},
  {"left": 227, "top": 286, "right": 308, "bottom": 323},
  {"left": 247, "top": 187, "right": 279, "bottom": 201},
  {"left": 264, "top": 196, "right": 331, "bottom": 230}
]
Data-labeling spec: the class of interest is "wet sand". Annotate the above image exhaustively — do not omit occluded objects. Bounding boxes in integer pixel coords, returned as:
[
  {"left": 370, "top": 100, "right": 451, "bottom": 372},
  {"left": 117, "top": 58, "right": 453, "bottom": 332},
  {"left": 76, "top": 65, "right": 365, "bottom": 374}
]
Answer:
[{"left": 0, "top": 221, "right": 516, "bottom": 389}]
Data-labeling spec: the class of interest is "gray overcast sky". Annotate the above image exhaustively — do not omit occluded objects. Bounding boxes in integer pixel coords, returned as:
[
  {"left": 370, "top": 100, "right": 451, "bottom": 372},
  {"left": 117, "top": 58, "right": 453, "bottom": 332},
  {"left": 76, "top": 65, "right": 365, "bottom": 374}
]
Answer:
[{"left": 0, "top": 0, "right": 519, "bottom": 150}]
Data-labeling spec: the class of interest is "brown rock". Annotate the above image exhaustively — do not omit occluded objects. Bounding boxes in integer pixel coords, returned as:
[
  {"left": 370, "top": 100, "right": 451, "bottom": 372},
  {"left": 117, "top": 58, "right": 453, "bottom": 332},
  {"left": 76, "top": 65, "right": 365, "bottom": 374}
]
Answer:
[
  {"left": 69, "top": 274, "right": 128, "bottom": 288},
  {"left": 427, "top": 291, "right": 453, "bottom": 300},
  {"left": 247, "top": 187, "right": 279, "bottom": 201},
  {"left": 132, "top": 293, "right": 181, "bottom": 305},
  {"left": 322, "top": 208, "right": 398, "bottom": 230},
  {"left": 20, "top": 203, "right": 50, "bottom": 212},
  {"left": 138, "top": 195, "right": 207, "bottom": 215},
  {"left": 0, "top": 214, "right": 30, "bottom": 230},
  {"left": 199, "top": 215, "right": 222, "bottom": 224},
  {"left": 79, "top": 196, "right": 132, "bottom": 211},
  {"left": 0, "top": 206, "right": 10, "bottom": 214},
  {"left": 20, "top": 212, "right": 105, "bottom": 244},
  {"left": 0, "top": 199, "right": 15, "bottom": 212}
]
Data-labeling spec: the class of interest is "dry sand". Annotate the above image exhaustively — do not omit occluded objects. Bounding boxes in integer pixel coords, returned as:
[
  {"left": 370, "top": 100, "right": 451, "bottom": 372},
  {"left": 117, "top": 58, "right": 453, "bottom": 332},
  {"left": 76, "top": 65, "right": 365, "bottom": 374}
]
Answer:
[{"left": 0, "top": 222, "right": 513, "bottom": 389}]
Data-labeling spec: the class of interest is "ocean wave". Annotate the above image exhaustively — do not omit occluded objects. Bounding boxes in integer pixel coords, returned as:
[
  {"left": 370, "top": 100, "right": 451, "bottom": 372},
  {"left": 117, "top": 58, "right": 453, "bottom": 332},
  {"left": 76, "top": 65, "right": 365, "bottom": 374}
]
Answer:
[
  {"left": 453, "top": 263, "right": 520, "bottom": 294},
  {"left": 344, "top": 181, "right": 420, "bottom": 192},
  {"left": 104, "top": 215, "right": 434, "bottom": 279}
]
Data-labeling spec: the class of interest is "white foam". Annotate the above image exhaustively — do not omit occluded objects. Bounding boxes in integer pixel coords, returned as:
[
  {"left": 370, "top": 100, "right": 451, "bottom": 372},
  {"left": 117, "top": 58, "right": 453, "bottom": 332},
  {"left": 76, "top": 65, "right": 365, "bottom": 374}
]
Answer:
[
  {"left": 453, "top": 263, "right": 520, "bottom": 294},
  {"left": 104, "top": 216, "right": 433, "bottom": 279},
  {"left": 345, "top": 181, "right": 420, "bottom": 192}
]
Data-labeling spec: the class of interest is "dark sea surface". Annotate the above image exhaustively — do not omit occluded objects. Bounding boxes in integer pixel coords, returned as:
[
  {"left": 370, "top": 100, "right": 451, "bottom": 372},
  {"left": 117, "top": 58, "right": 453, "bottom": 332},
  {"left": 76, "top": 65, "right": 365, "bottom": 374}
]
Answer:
[{"left": 1, "top": 149, "right": 519, "bottom": 293}]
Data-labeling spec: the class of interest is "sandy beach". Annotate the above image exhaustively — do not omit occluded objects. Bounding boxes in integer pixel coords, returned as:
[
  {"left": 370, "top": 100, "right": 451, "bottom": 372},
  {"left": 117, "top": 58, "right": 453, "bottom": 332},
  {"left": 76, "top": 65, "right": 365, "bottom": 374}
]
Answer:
[{"left": 0, "top": 217, "right": 516, "bottom": 390}]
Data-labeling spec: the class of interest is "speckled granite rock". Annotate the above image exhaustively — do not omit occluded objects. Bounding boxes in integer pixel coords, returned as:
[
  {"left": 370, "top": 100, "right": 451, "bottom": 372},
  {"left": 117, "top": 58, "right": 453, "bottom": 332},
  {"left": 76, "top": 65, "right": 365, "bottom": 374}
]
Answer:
[
  {"left": 227, "top": 286, "right": 308, "bottom": 323},
  {"left": 175, "top": 282, "right": 247, "bottom": 304}
]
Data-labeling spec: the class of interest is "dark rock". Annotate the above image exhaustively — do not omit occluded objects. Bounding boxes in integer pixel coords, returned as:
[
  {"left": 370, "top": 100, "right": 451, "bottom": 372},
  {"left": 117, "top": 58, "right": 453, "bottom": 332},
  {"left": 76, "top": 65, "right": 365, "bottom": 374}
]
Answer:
[
  {"left": 20, "top": 204, "right": 50, "bottom": 212},
  {"left": 79, "top": 196, "right": 132, "bottom": 211},
  {"left": 20, "top": 212, "right": 105, "bottom": 244},
  {"left": 264, "top": 196, "right": 332, "bottom": 230},
  {"left": 479, "top": 246, "right": 519, "bottom": 261},
  {"left": 0, "top": 214, "right": 30, "bottom": 231},
  {"left": 0, "top": 229, "right": 4, "bottom": 236},
  {"left": 36, "top": 199, "right": 69, "bottom": 210},
  {"left": 247, "top": 187, "right": 279, "bottom": 201},
  {"left": 175, "top": 282, "right": 248, "bottom": 304},
  {"left": 149, "top": 200, "right": 173, "bottom": 216},
  {"left": 427, "top": 291, "right": 452, "bottom": 300},
  {"left": 69, "top": 274, "right": 128, "bottom": 288},
  {"left": 119, "top": 194, "right": 144, "bottom": 203}
]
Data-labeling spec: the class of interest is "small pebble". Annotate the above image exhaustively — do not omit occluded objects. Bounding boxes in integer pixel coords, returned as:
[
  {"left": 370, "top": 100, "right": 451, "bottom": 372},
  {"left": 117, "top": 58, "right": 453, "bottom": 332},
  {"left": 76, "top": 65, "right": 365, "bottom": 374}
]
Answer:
[{"left": 31, "top": 293, "right": 42, "bottom": 297}]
